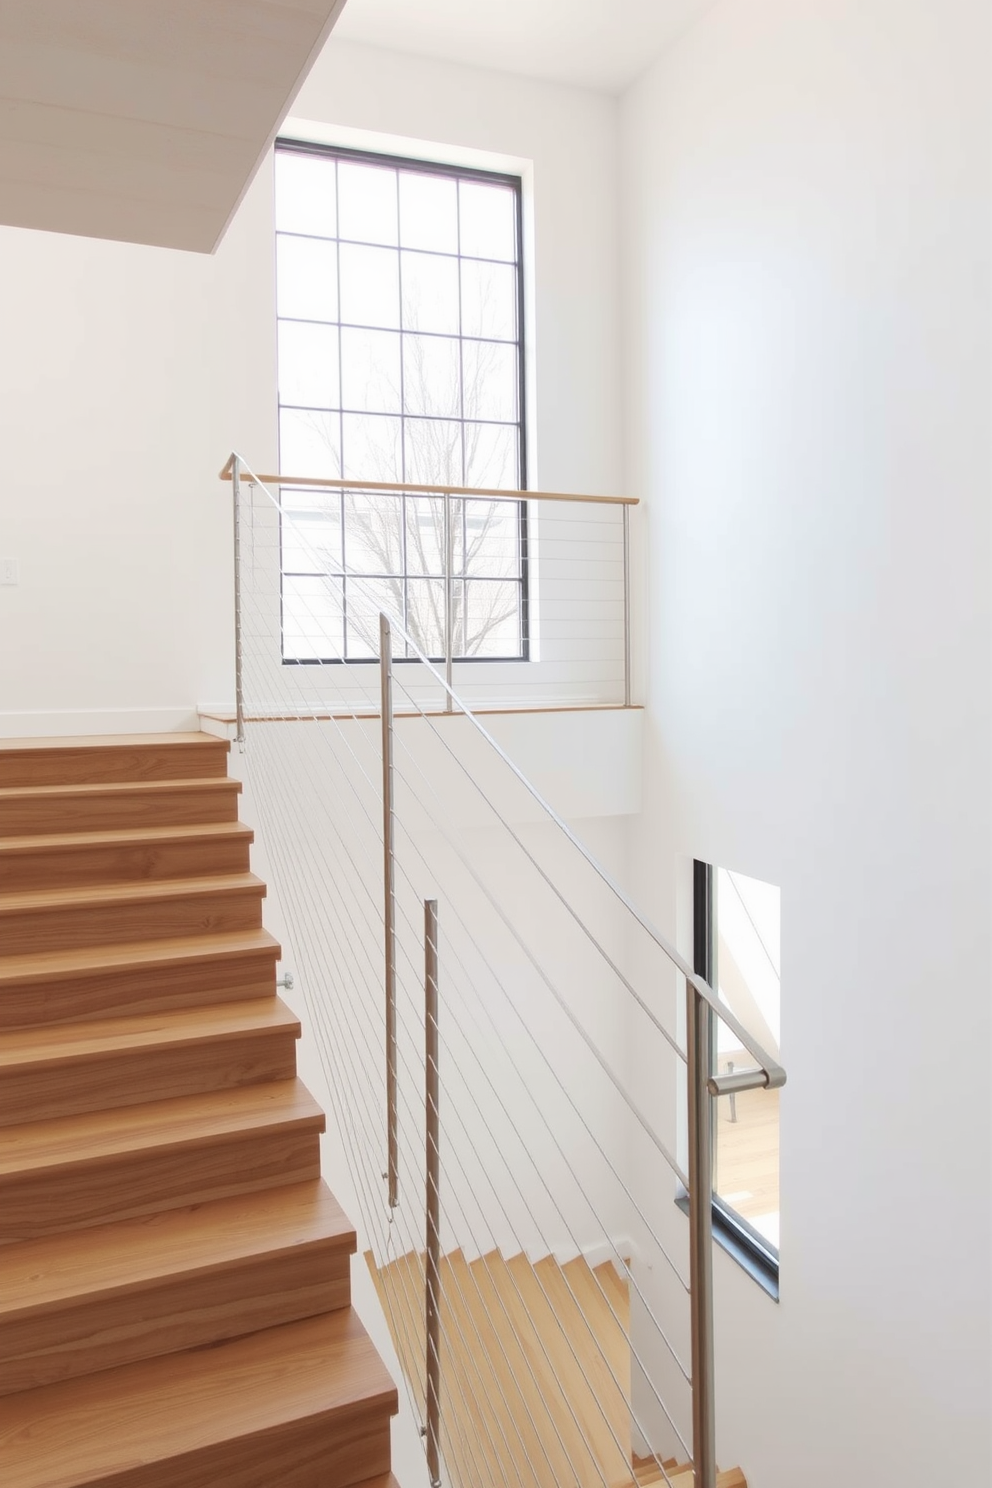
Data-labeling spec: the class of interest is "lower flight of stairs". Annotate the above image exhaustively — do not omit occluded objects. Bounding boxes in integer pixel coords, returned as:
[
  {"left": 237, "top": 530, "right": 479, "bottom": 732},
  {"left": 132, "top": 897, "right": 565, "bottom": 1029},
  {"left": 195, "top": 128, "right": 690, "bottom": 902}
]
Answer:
[
  {"left": 371, "top": 1245, "right": 747, "bottom": 1488},
  {"left": 0, "top": 732, "right": 398, "bottom": 1488}
]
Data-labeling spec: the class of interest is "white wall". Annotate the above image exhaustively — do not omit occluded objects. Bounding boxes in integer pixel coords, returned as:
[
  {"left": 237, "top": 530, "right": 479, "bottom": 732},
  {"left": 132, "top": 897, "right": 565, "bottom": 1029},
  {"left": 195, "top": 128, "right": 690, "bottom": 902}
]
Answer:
[
  {"left": 0, "top": 38, "right": 622, "bottom": 734},
  {"left": 621, "top": 1, "right": 991, "bottom": 1483}
]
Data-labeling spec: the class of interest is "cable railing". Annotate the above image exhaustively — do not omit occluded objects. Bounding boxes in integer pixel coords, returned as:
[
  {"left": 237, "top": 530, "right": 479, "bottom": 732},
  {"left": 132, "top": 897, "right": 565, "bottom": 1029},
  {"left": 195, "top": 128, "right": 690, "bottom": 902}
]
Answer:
[
  {"left": 223, "top": 452, "right": 786, "bottom": 1488},
  {"left": 219, "top": 452, "right": 634, "bottom": 713}
]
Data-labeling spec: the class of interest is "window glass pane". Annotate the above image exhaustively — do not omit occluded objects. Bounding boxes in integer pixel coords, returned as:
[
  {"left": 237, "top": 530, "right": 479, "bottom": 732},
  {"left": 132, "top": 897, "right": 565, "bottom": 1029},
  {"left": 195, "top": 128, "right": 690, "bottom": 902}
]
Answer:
[
  {"left": 280, "top": 407, "right": 340, "bottom": 478},
  {"left": 459, "top": 181, "right": 516, "bottom": 261},
  {"left": 277, "top": 235, "right": 337, "bottom": 321},
  {"left": 403, "top": 335, "right": 461, "bottom": 418},
  {"left": 341, "top": 327, "right": 401, "bottom": 414},
  {"left": 464, "top": 423, "right": 518, "bottom": 490},
  {"left": 405, "top": 496, "right": 445, "bottom": 576},
  {"left": 713, "top": 868, "right": 781, "bottom": 1253},
  {"left": 406, "top": 577, "right": 447, "bottom": 659},
  {"left": 345, "top": 575, "right": 405, "bottom": 658},
  {"left": 460, "top": 260, "right": 517, "bottom": 341},
  {"left": 282, "top": 575, "right": 343, "bottom": 661},
  {"left": 343, "top": 490, "right": 403, "bottom": 576},
  {"left": 401, "top": 251, "right": 459, "bottom": 335},
  {"left": 462, "top": 579, "right": 522, "bottom": 657},
  {"left": 338, "top": 160, "right": 398, "bottom": 245},
  {"left": 462, "top": 340, "right": 517, "bottom": 422},
  {"left": 399, "top": 171, "right": 458, "bottom": 253},
  {"left": 278, "top": 322, "right": 339, "bottom": 409},
  {"left": 275, "top": 151, "right": 336, "bottom": 238},
  {"left": 464, "top": 499, "right": 521, "bottom": 579},
  {"left": 281, "top": 491, "right": 342, "bottom": 574},
  {"left": 405, "top": 418, "right": 463, "bottom": 487},
  {"left": 341, "top": 413, "right": 402, "bottom": 483},
  {"left": 339, "top": 243, "right": 400, "bottom": 329}
]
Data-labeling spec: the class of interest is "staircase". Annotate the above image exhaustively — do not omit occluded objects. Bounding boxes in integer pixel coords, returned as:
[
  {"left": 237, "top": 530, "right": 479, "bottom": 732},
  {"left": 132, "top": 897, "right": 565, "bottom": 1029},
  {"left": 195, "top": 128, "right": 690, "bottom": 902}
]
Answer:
[
  {"left": 0, "top": 733, "right": 398, "bottom": 1488},
  {"left": 370, "top": 1247, "right": 747, "bottom": 1488}
]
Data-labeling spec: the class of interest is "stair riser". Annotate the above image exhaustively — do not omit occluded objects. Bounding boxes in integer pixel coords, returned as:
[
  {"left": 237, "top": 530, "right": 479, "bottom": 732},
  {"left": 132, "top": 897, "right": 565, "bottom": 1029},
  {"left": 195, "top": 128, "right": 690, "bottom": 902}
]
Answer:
[
  {"left": 0, "top": 743, "right": 231, "bottom": 789},
  {"left": 0, "top": 1030, "right": 300, "bottom": 1127},
  {"left": 0, "top": 947, "right": 279, "bottom": 1030},
  {"left": 0, "top": 1128, "right": 323, "bottom": 1243},
  {"left": 0, "top": 886, "right": 265, "bottom": 956},
  {"left": 0, "top": 783, "right": 241, "bottom": 837},
  {"left": 50, "top": 1406, "right": 395, "bottom": 1488},
  {"left": 0, "top": 834, "right": 253, "bottom": 892},
  {"left": 0, "top": 1245, "right": 352, "bottom": 1395}
]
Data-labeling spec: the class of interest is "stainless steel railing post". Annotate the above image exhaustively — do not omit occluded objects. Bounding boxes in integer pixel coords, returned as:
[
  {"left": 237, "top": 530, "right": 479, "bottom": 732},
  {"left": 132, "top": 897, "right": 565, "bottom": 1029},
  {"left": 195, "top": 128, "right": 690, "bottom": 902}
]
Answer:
[
  {"left": 380, "top": 614, "right": 398, "bottom": 1209},
  {"left": 231, "top": 454, "right": 246, "bottom": 749},
  {"left": 622, "top": 504, "right": 632, "bottom": 708},
  {"left": 686, "top": 980, "right": 717, "bottom": 1488},
  {"left": 443, "top": 493, "right": 454, "bottom": 712},
  {"left": 424, "top": 898, "right": 442, "bottom": 1488}
]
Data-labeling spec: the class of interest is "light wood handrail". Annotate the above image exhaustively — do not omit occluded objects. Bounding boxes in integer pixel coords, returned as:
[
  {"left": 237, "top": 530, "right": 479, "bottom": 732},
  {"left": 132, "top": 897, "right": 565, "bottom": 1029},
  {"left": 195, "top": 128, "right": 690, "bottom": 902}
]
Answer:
[{"left": 218, "top": 454, "right": 636, "bottom": 507}]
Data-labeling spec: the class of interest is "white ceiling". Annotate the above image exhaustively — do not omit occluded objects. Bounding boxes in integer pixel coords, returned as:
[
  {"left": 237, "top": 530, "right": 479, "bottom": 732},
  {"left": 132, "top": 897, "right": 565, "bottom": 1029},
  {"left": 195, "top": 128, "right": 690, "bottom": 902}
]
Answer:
[
  {"left": 333, "top": 0, "right": 719, "bottom": 93},
  {"left": 0, "top": 0, "right": 348, "bottom": 253}
]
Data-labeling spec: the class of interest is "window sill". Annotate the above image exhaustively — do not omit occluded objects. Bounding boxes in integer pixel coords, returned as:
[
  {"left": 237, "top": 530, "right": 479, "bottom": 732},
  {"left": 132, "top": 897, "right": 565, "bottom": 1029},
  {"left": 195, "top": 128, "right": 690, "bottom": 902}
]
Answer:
[{"left": 675, "top": 1191, "right": 779, "bottom": 1302}]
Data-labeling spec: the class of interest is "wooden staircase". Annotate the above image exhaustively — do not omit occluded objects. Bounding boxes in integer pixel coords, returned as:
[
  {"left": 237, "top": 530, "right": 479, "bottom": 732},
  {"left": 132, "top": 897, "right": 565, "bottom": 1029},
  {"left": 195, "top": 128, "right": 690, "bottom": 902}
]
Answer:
[
  {"left": 370, "top": 1246, "right": 748, "bottom": 1488},
  {"left": 0, "top": 732, "right": 398, "bottom": 1488}
]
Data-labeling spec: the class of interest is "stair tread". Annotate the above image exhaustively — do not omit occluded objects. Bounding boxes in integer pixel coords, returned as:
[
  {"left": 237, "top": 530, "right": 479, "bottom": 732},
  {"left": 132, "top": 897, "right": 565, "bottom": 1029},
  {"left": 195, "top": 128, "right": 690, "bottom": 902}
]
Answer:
[
  {"left": 0, "top": 732, "right": 227, "bottom": 754},
  {"left": 0, "top": 777, "right": 240, "bottom": 802},
  {"left": 0, "top": 1308, "right": 397, "bottom": 1488},
  {"left": 0, "top": 927, "right": 281, "bottom": 986},
  {"left": 0, "top": 1078, "right": 324, "bottom": 1177},
  {"left": 0, "top": 1179, "right": 354, "bottom": 1319},
  {"left": 0, "top": 822, "right": 253, "bottom": 855},
  {"left": 0, "top": 996, "right": 300, "bottom": 1067},
  {"left": 0, "top": 872, "right": 265, "bottom": 915}
]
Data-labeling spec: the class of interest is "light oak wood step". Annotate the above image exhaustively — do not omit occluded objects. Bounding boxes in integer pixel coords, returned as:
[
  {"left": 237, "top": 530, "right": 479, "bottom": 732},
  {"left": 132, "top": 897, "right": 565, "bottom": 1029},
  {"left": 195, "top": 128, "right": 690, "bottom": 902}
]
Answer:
[
  {"left": 0, "top": 873, "right": 265, "bottom": 955},
  {"left": 0, "top": 928, "right": 281, "bottom": 1029},
  {"left": 0, "top": 732, "right": 230, "bottom": 788},
  {"left": 0, "top": 998, "right": 300, "bottom": 1126},
  {"left": 0, "top": 821, "right": 254, "bottom": 891},
  {"left": 0, "top": 1179, "right": 355, "bottom": 1395},
  {"left": 0, "top": 1307, "right": 397, "bottom": 1488},
  {"left": 0, "top": 1078, "right": 324, "bottom": 1242},
  {"left": 637, "top": 1467, "right": 746, "bottom": 1488},
  {"left": 0, "top": 777, "right": 242, "bottom": 837}
]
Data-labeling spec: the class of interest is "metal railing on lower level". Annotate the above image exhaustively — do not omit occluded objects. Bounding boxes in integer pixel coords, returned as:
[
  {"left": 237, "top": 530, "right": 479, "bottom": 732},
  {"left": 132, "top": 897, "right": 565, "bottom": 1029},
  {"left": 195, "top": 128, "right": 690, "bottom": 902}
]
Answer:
[{"left": 226, "top": 451, "right": 785, "bottom": 1488}]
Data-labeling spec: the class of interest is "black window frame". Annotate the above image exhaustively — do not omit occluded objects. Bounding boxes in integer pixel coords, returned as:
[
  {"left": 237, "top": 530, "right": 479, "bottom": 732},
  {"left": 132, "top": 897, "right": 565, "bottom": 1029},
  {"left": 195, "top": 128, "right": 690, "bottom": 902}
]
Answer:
[
  {"left": 274, "top": 138, "right": 530, "bottom": 667},
  {"left": 681, "top": 859, "right": 780, "bottom": 1299}
]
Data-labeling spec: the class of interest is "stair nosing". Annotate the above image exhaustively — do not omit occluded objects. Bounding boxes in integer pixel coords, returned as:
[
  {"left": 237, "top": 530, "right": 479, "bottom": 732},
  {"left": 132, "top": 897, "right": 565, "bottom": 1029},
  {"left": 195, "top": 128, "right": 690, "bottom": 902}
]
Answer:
[
  {"left": 0, "top": 777, "right": 242, "bottom": 802},
  {"left": 0, "top": 733, "right": 229, "bottom": 754},
  {"left": 0, "top": 872, "right": 267, "bottom": 915},
  {"left": 0, "top": 822, "right": 254, "bottom": 855}
]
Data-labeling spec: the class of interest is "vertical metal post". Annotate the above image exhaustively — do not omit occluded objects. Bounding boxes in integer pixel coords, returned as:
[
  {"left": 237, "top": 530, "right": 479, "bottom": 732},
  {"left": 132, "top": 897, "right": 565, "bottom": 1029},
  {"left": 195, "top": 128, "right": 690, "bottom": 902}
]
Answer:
[
  {"left": 231, "top": 455, "right": 246, "bottom": 749},
  {"left": 424, "top": 899, "right": 442, "bottom": 1488},
  {"left": 380, "top": 614, "right": 398, "bottom": 1209},
  {"left": 443, "top": 493, "right": 454, "bottom": 712},
  {"left": 686, "top": 979, "right": 717, "bottom": 1488},
  {"left": 622, "top": 503, "right": 632, "bottom": 709}
]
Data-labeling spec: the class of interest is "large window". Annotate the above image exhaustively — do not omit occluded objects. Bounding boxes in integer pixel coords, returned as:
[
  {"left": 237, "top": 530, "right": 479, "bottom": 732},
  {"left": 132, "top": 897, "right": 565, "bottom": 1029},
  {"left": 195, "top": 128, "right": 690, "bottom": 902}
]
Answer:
[{"left": 274, "top": 141, "right": 527, "bottom": 664}]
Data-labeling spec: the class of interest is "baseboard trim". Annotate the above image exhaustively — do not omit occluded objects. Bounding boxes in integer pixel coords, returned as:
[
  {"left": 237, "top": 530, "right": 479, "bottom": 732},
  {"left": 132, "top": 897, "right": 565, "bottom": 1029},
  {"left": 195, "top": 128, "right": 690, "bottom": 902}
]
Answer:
[{"left": 0, "top": 707, "right": 202, "bottom": 739}]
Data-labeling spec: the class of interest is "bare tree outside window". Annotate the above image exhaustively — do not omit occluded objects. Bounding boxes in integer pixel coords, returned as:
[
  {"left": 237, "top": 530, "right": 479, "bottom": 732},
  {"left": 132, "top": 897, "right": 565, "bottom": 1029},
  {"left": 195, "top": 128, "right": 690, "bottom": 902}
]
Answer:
[{"left": 274, "top": 143, "right": 527, "bottom": 664}]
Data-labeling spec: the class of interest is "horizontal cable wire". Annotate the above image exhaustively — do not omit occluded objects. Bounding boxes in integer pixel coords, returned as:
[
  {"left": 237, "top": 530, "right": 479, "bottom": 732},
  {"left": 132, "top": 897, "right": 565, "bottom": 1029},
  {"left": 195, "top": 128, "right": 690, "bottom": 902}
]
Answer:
[{"left": 239, "top": 614, "right": 695, "bottom": 1412}]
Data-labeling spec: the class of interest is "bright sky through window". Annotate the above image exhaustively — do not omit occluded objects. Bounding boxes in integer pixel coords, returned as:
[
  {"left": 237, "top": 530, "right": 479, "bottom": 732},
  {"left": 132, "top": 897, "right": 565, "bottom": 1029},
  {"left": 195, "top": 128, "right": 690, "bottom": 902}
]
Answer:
[{"left": 274, "top": 143, "right": 527, "bottom": 664}]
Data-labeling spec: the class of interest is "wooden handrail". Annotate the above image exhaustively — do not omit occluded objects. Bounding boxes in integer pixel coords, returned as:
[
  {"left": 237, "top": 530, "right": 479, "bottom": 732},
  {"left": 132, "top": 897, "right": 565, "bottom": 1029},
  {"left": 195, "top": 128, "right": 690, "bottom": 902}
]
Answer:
[{"left": 218, "top": 454, "right": 637, "bottom": 507}]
